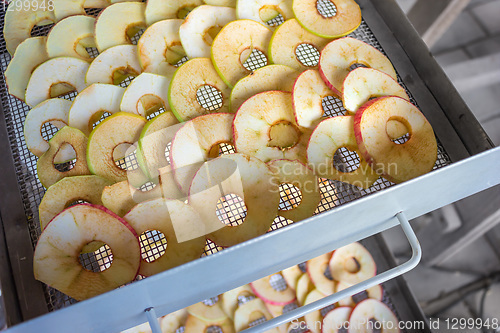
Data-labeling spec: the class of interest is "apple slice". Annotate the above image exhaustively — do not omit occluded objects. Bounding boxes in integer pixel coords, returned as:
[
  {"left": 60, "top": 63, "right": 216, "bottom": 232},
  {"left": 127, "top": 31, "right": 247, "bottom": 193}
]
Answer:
[
  {"left": 230, "top": 64, "right": 299, "bottom": 112},
  {"left": 120, "top": 73, "right": 171, "bottom": 117},
  {"left": 296, "top": 273, "right": 314, "bottom": 306},
  {"left": 292, "top": 69, "right": 337, "bottom": 129},
  {"left": 303, "top": 289, "right": 324, "bottom": 333},
  {"left": 336, "top": 282, "right": 383, "bottom": 307},
  {"left": 234, "top": 298, "right": 276, "bottom": 332},
  {"left": 233, "top": 91, "right": 310, "bottom": 163},
  {"left": 236, "top": 0, "right": 293, "bottom": 27},
  {"left": 354, "top": 96, "right": 438, "bottom": 183},
  {"left": 5, "top": 37, "right": 49, "bottom": 101},
  {"left": 124, "top": 199, "right": 206, "bottom": 276},
  {"left": 329, "top": 242, "right": 376, "bottom": 285},
  {"left": 221, "top": 285, "right": 255, "bottom": 319},
  {"left": 319, "top": 37, "right": 397, "bottom": 96},
  {"left": 138, "top": 19, "right": 185, "bottom": 78},
  {"left": 269, "top": 18, "right": 330, "bottom": 72},
  {"left": 46, "top": 15, "right": 96, "bottom": 61},
  {"left": 189, "top": 153, "right": 280, "bottom": 247},
  {"left": 39, "top": 175, "right": 113, "bottom": 230},
  {"left": 307, "top": 116, "right": 380, "bottom": 189},
  {"left": 205, "top": 0, "right": 236, "bottom": 6},
  {"left": 87, "top": 112, "right": 146, "bottom": 183},
  {"left": 86, "top": 45, "right": 142, "bottom": 85},
  {"left": 211, "top": 19, "right": 273, "bottom": 88},
  {"left": 33, "top": 203, "right": 140, "bottom": 300},
  {"left": 185, "top": 314, "right": 235, "bottom": 333},
  {"left": 68, "top": 83, "right": 125, "bottom": 136},
  {"left": 25, "top": 57, "right": 89, "bottom": 107},
  {"left": 170, "top": 113, "right": 234, "bottom": 194},
  {"left": 281, "top": 265, "right": 302, "bottom": 291},
  {"left": 145, "top": 0, "right": 203, "bottom": 26},
  {"left": 250, "top": 273, "right": 296, "bottom": 306},
  {"left": 293, "top": 0, "right": 361, "bottom": 38},
  {"left": 37, "top": 126, "right": 90, "bottom": 188},
  {"left": 322, "top": 306, "right": 352, "bottom": 333},
  {"left": 169, "top": 58, "right": 231, "bottom": 121},
  {"left": 94, "top": 2, "right": 146, "bottom": 52},
  {"left": 180, "top": 5, "right": 236, "bottom": 59},
  {"left": 3, "top": 1, "right": 55, "bottom": 55},
  {"left": 306, "top": 252, "right": 335, "bottom": 296},
  {"left": 161, "top": 309, "right": 188, "bottom": 333},
  {"left": 349, "top": 299, "right": 400, "bottom": 333}
]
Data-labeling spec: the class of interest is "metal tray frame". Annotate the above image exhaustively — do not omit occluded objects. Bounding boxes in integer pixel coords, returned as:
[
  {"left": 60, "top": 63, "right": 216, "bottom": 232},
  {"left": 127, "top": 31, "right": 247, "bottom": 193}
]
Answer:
[{"left": 0, "top": 0, "right": 497, "bottom": 331}]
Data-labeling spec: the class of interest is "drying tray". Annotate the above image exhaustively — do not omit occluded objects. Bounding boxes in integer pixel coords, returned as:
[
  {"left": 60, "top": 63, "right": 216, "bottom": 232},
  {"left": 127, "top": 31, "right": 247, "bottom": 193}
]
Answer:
[{"left": 0, "top": 0, "right": 497, "bottom": 331}]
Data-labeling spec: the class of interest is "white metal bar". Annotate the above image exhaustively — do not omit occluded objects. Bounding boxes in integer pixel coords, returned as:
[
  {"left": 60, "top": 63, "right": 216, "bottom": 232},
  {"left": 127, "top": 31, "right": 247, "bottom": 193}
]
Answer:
[
  {"left": 145, "top": 308, "right": 162, "bottom": 333},
  {"left": 242, "top": 211, "right": 421, "bottom": 332},
  {"left": 6, "top": 147, "right": 500, "bottom": 333}
]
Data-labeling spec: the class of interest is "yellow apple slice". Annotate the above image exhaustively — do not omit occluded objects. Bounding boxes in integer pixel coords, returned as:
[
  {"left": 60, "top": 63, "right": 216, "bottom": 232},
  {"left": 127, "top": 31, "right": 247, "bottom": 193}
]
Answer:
[
  {"left": 180, "top": 5, "right": 236, "bottom": 59},
  {"left": 269, "top": 18, "right": 330, "bottom": 72},
  {"left": 343, "top": 67, "right": 409, "bottom": 114},
  {"left": 221, "top": 285, "right": 255, "bottom": 319},
  {"left": 33, "top": 203, "right": 140, "bottom": 300},
  {"left": 25, "top": 57, "right": 89, "bottom": 107},
  {"left": 322, "top": 306, "right": 352, "bottom": 333},
  {"left": 120, "top": 73, "right": 171, "bottom": 117},
  {"left": 230, "top": 64, "right": 299, "bottom": 112},
  {"left": 307, "top": 116, "right": 379, "bottom": 189},
  {"left": 87, "top": 112, "right": 146, "bottom": 183},
  {"left": 250, "top": 273, "right": 296, "bottom": 305},
  {"left": 39, "top": 175, "right": 113, "bottom": 230},
  {"left": 94, "top": 2, "right": 146, "bottom": 52},
  {"left": 189, "top": 153, "right": 280, "bottom": 247},
  {"left": 234, "top": 298, "right": 275, "bottom": 332},
  {"left": 86, "top": 45, "right": 142, "bottom": 85},
  {"left": 205, "top": 0, "right": 236, "bottom": 6},
  {"left": 303, "top": 289, "right": 324, "bottom": 333},
  {"left": 293, "top": 0, "right": 361, "bottom": 38},
  {"left": 349, "top": 299, "right": 400, "bottom": 333},
  {"left": 37, "top": 126, "right": 90, "bottom": 188},
  {"left": 124, "top": 198, "right": 206, "bottom": 276},
  {"left": 211, "top": 19, "right": 273, "bottom": 88},
  {"left": 3, "top": 1, "right": 55, "bottom": 55},
  {"left": 329, "top": 242, "right": 376, "bottom": 285},
  {"left": 319, "top": 37, "right": 397, "bottom": 96},
  {"left": 295, "top": 273, "right": 314, "bottom": 306},
  {"left": 236, "top": 0, "right": 293, "bottom": 27},
  {"left": 169, "top": 58, "right": 231, "bottom": 121},
  {"left": 68, "top": 83, "right": 125, "bottom": 136},
  {"left": 354, "top": 97, "right": 438, "bottom": 183},
  {"left": 138, "top": 19, "right": 185, "bottom": 78},
  {"left": 184, "top": 314, "right": 235, "bottom": 333},
  {"left": 233, "top": 91, "right": 310, "bottom": 163},
  {"left": 5, "top": 37, "right": 49, "bottom": 101},
  {"left": 336, "top": 282, "right": 383, "bottom": 307},
  {"left": 306, "top": 252, "right": 335, "bottom": 296},
  {"left": 46, "top": 15, "right": 96, "bottom": 61},
  {"left": 281, "top": 265, "right": 302, "bottom": 291},
  {"left": 170, "top": 113, "right": 234, "bottom": 194},
  {"left": 268, "top": 159, "right": 321, "bottom": 222},
  {"left": 292, "top": 69, "right": 337, "bottom": 129},
  {"left": 145, "top": 0, "right": 203, "bottom": 26}
]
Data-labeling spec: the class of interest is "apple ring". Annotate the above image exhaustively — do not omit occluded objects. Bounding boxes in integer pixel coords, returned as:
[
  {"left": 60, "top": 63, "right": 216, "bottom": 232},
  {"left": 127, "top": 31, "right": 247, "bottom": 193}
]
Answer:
[
  {"left": 293, "top": 0, "right": 361, "bottom": 39},
  {"left": 329, "top": 242, "right": 376, "bottom": 285},
  {"left": 33, "top": 203, "right": 140, "bottom": 301},
  {"left": 180, "top": 5, "right": 236, "bottom": 59},
  {"left": 269, "top": 19, "right": 330, "bottom": 72},
  {"left": 234, "top": 298, "right": 274, "bottom": 332},
  {"left": 307, "top": 116, "right": 379, "bottom": 189},
  {"left": 39, "top": 175, "right": 113, "bottom": 230},
  {"left": 37, "top": 126, "right": 90, "bottom": 188},
  {"left": 86, "top": 45, "right": 142, "bottom": 86},
  {"left": 319, "top": 37, "right": 397, "bottom": 96},
  {"left": 46, "top": 15, "right": 96, "bottom": 61},
  {"left": 145, "top": 0, "right": 204, "bottom": 26},
  {"left": 123, "top": 198, "right": 206, "bottom": 276},
  {"left": 268, "top": 159, "right": 321, "bottom": 222},
  {"left": 236, "top": 0, "right": 294, "bottom": 27},
  {"left": 189, "top": 153, "right": 280, "bottom": 247},
  {"left": 354, "top": 96, "right": 438, "bottom": 183},
  {"left": 234, "top": 91, "right": 310, "bottom": 163},
  {"left": 349, "top": 299, "right": 399, "bottom": 333}
]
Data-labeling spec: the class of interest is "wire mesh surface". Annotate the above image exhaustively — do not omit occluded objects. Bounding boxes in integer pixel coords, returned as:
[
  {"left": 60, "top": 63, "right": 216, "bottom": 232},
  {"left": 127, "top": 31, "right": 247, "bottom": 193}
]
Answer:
[{"left": 0, "top": 5, "right": 451, "bottom": 317}]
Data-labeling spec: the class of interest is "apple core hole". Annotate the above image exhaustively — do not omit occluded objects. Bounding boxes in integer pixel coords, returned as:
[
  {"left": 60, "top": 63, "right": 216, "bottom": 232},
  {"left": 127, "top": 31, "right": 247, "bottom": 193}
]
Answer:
[
  {"left": 352, "top": 290, "right": 369, "bottom": 304},
  {"left": 139, "top": 230, "right": 167, "bottom": 263},
  {"left": 85, "top": 47, "right": 99, "bottom": 59},
  {"left": 208, "top": 142, "right": 236, "bottom": 158},
  {"left": 268, "top": 121, "right": 301, "bottom": 149},
  {"left": 295, "top": 43, "right": 320, "bottom": 67},
  {"left": 41, "top": 121, "right": 62, "bottom": 141},
  {"left": 240, "top": 48, "right": 268, "bottom": 72},
  {"left": 138, "top": 94, "right": 164, "bottom": 117},
  {"left": 30, "top": 22, "right": 55, "bottom": 37},
  {"left": 269, "top": 273, "right": 288, "bottom": 292},
  {"left": 203, "top": 26, "right": 223, "bottom": 46},
  {"left": 205, "top": 326, "right": 223, "bottom": 333},
  {"left": 324, "top": 263, "right": 333, "bottom": 280},
  {"left": 53, "top": 143, "right": 77, "bottom": 172},
  {"left": 216, "top": 193, "right": 248, "bottom": 227},
  {"left": 139, "top": 181, "right": 157, "bottom": 192},
  {"left": 116, "top": 70, "right": 139, "bottom": 87},
  {"left": 349, "top": 63, "right": 368, "bottom": 71},
  {"left": 322, "top": 95, "right": 346, "bottom": 117},
  {"left": 237, "top": 293, "right": 256, "bottom": 306},
  {"left": 165, "top": 43, "right": 187, "bottom": 66},
  {"left": 333, "top": 147, "right": 361, "bottom": 173},
  {"left": 369, "top": 318, "right": 383, "bottom": 333},
  {"left": 128, "top": 26, "right": 146, "bottom": 45},
  {"left": 249, "top": 313, "right": 267, "bottom": 327},
  {"left": 298, "top": 262, "right": 307, "bottom": 273},
  {"left": 196, "top": 85, "right": 224, "bottom": 111},
  {"left": 175, "top": 327, "right": 185, "bottom": 333},
  {"left": 113, "top": 143, "right": 139, "bottom": 171},
  {"left": 278, "top": 183, "right": 302, "bottom": 211},
  {"left": 177, "top": 6, "right": 196, "bottom": 19},
  {"left": 79, "top": 242, "right": 113, "bottom": 272},
  {"left": 165, "top": 141, "right": 172, "bottom": 164},
  {"left": 387, "top": 119, "right": 410, "bottom": 144},
  {"left": 202, "top": 296, "right": 219, "bottom": 306},
  {"left": 344, "top": 257, "right": 361, "bottom": 273},
  {"left": 66, "top": 199, "right": 90, "bottom": 208},
  {"left": 317, "top": 0, "right": 337, "bottom": 18},
  {"left": 259, "top": 6, "right": 285, "bottom": 27},
  {"left": 92, "top": 111, "right": 112, "bottom": 129},
  {"left": 50, "top": 82, "right": 78, "bottom": 100}
]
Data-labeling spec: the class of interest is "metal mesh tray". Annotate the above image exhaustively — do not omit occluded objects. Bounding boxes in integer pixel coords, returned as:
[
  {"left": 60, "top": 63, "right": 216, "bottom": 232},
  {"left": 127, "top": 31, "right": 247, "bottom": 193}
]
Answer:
[{"left": 0, "top": 3, "right": 451, "bottom": 319}]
